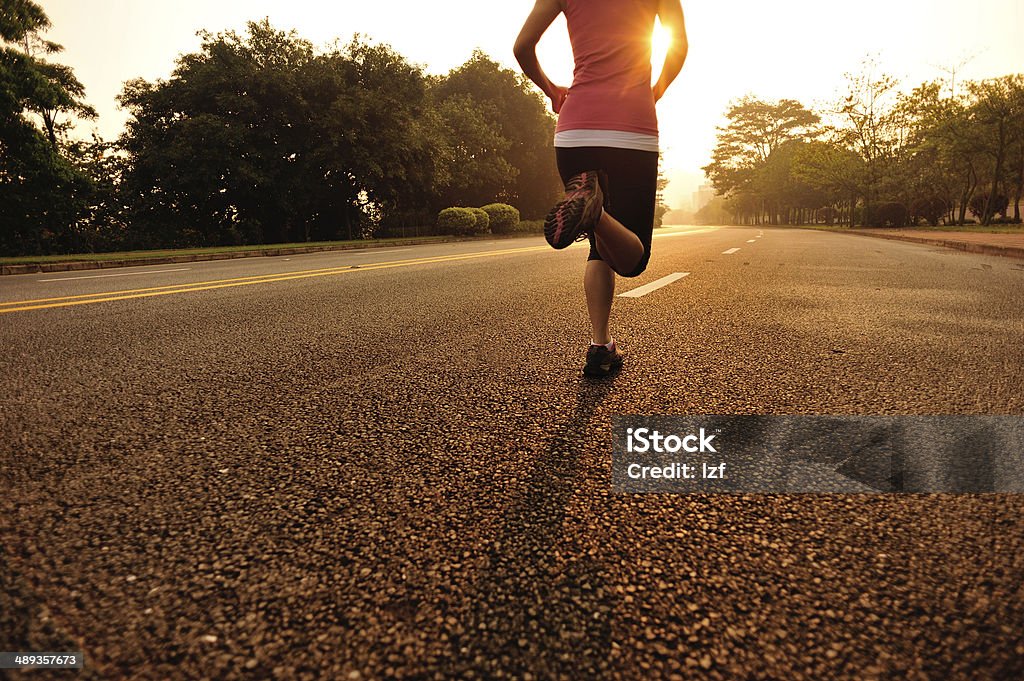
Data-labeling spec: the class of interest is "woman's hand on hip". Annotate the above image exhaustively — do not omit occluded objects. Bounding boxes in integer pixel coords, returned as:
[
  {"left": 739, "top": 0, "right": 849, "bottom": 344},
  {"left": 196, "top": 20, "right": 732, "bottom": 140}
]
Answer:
[{"left": 549, "top": 85, "right": 568, "bottom": 114}]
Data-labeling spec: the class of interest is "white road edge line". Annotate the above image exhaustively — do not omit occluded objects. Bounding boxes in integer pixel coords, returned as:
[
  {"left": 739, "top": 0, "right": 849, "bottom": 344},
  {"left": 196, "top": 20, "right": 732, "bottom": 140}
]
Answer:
[
  {"left": 722, "top": 248, "right": 741, "bottom": 255},
  {"left": 38, "top": 268, "right": 193, "bottom": 282},
  {"left": 617, "top": 272, "right": 690, "bottom": 298}
]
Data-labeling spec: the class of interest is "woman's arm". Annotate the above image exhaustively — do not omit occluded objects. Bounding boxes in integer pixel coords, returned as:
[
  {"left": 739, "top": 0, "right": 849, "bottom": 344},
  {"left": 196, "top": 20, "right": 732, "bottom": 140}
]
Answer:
[
  {"left": 653, "top": 0, "right": 688, "bottom": 102},
  {"left": 513, "top": 0, "right": 567, "bottom": 113}
]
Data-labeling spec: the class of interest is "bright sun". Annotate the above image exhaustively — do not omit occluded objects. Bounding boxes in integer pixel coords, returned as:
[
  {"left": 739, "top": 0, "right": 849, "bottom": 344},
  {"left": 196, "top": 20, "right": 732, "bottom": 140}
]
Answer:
[{"left": 651, "top": 18, "right": 672, "bottom": 71}]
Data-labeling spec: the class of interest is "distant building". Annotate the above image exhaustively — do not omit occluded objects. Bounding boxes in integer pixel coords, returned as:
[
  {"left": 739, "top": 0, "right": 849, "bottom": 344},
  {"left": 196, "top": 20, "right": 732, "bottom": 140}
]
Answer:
[{"left": 693, "top": 184, "right": 716, "bottom": 213}]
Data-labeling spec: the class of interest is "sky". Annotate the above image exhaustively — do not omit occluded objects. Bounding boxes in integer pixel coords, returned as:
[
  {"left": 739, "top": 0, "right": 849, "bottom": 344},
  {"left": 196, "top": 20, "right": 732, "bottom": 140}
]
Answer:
[{"left": 35, "top": 0, "right": 1024, "bottom": 210}]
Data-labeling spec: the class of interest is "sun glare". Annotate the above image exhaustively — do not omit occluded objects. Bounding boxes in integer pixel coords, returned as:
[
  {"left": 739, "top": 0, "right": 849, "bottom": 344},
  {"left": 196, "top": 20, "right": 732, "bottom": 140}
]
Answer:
[{"left": 651, "top": 18, "right": 672, "bottom": 72}]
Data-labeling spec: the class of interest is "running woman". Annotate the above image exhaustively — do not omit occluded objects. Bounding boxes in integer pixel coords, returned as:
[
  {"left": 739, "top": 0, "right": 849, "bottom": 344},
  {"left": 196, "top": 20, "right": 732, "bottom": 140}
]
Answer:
[{"left": 514, "top": 0, "right": 687, "bottom": 377}]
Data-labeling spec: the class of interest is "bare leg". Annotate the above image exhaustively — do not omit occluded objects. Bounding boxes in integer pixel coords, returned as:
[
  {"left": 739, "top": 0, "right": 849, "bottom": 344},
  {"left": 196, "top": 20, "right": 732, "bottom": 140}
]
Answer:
[
  {"left": 592, "top": 210, "right": 644, "bottom": 276},
  {"left": 584, "top": 259, "right": 615, "bottom": 345}
]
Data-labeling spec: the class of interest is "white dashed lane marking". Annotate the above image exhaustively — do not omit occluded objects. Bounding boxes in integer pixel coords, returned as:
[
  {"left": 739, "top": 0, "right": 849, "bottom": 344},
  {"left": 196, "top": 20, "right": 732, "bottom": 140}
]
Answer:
[
  {"left": 746, "top": 239, "right": 757, "bottom": 243},
  {"left": 617, "top": 272, "right": 690, "bottom": 298},
  {"left": 722, "top": 248, "right": 741, "bottom": 255}
]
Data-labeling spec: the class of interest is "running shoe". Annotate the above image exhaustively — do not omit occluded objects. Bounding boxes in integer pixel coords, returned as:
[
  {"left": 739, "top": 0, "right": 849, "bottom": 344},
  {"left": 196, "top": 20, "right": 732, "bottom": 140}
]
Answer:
[
  {"left": 544, "top": 171, "right": 604, "bottom": 249},
  {"left": 583, "top": 341, "right": 624, "bottom": 378}
]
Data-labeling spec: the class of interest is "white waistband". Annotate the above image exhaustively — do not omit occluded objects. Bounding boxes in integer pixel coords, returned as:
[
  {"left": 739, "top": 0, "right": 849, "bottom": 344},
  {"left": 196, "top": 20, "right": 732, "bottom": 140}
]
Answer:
[{"left": 554, "top": 129, "right": 660, "bottom": 153}]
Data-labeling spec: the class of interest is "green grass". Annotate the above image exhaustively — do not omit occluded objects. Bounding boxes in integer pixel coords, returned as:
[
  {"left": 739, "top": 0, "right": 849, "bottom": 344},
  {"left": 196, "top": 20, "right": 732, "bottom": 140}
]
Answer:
[{"left": 0, "top": 235, "right": 459, "bottom": 266}]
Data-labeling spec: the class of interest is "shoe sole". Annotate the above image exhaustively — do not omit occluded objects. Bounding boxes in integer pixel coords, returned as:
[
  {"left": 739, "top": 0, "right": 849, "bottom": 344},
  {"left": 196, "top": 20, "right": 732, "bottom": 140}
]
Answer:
[
  {"left": 544, "top": 173, "right": 603, "bottom": 249},
  {"left": 583, "top": 357, "right": 624, "bottom": 378}
]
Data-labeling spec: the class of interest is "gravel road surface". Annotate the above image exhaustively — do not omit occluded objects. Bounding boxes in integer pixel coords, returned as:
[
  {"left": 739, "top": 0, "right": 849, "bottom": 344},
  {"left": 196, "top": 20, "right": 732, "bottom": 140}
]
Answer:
[{"left": 3, "top": 227, "right": 1023, "bottom": 679}]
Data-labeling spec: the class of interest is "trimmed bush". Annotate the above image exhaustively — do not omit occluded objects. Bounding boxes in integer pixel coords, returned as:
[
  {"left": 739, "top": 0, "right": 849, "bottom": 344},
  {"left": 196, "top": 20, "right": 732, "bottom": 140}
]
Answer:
[
  {"left": 968, "top": 193, "right": 1010, "bottom": 219},
  {"left": 469, "top": 208, "right": 491, "bottom": 235},
  {"left": 864, "top": 202, "right": 909, "bottom": 228},
  {"left": 911, "top": 196, "right": 948, "bottom": 227},
  {"left": 481, "top": 203, "right": 520, "bottom": 234},
  {"left": 816, "top": 207, "right": 839, "bottom": 225},
  {"left": 437, "top": 207, "right": 477, "bottom": 236}
]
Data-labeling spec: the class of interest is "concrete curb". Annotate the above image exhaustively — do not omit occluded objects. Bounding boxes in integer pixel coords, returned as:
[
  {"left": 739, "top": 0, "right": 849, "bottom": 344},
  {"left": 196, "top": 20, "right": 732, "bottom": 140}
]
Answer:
[
  {"left": 840, "top": 229, "right": 1024, "bottom": 260},
  {"left": 0, "top": 234, "right": 536, "bottom": 276}
]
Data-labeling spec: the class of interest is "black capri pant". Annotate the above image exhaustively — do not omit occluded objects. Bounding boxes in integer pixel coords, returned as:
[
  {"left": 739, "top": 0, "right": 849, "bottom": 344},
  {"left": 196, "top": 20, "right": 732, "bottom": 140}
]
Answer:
[{"left": 555, "top": 146, "right": 659, "bottom": 278}]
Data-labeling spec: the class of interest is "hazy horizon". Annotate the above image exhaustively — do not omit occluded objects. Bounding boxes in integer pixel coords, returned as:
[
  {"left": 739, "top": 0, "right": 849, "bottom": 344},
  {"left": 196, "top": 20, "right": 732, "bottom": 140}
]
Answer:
[{"left": 33, "top": 0, "right": 1024, "bottom": 210}]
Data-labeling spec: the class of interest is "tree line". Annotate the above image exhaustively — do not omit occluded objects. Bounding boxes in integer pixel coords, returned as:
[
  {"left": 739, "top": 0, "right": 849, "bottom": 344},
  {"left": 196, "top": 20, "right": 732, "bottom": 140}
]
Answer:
[
  {"left": 700, "top": 60, "right": 1024, "bottom": 228},
  {"left": 1, "top": 1, "right": 565, "bottom": 256}
]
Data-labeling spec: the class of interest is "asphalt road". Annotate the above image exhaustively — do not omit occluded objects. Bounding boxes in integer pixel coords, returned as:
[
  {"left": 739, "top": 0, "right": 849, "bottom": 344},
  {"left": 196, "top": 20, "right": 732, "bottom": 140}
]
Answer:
[{"left": 2, "top": 227, "right": 1023, "bottom": 680}]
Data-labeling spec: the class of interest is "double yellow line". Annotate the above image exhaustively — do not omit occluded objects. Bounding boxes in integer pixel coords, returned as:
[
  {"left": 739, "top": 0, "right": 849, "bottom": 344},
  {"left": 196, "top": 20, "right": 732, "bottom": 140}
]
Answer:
[{"left": 0, "top": 245, "right": 548, "bottom": 314}]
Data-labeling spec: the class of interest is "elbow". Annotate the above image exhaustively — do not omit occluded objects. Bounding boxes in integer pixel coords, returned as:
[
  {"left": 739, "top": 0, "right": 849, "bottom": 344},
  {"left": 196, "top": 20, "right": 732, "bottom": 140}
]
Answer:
[
  {"left": 513, "top": 38, "right": 535, "bottom": 65},
  {"left": 512, "top": 45, "right": 528, "bottom": 66}
]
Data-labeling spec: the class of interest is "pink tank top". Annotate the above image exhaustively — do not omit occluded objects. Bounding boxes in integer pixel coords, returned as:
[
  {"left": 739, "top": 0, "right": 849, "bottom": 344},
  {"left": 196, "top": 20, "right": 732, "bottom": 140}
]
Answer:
[{"left": 556, "top": 0, "right": 659, "bottom": 136}]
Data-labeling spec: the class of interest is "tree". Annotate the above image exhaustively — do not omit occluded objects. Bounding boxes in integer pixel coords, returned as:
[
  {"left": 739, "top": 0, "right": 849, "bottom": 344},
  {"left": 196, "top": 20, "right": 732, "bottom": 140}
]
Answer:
[
  {"left": 754, "top": 140, "right": 827, "bottom": 225},
  {"left": 832, "top": 58, "right": 904, "bottom": 223},
  {"left": 432, "top": 50, "right": 561, "bottom": 219},
  {"left": 18, "top": 27, "right": 96, "bottom": 146},
  {"left": 966, "top": 75, "right": 1024, "bottom": 224},
  {"left": 118, "top": 22, "right": 439, "bottom": 247},
  {"left": 425, "top": 92, "right": 516, "bottom": 210},
  {"left": 118, "top": 21, "right": 319, "bottom": 246},
  {"left": 703, "top": 96, "right": 819, "bottom": 224},
  {"left": 0, "top": 0, "right": 94, "bottom": 255},
  {"left": 894, "top": 83, "right": 957, "bottom": 225},
  {"left": 791, "top": 139, "right": 864, "bottom": 227},
  {"left": 900, "top": 82, "right": 987, "bottom": 225},
  {"left": 702, "top": 59, "right": 1024, "bottom": 229},
  {"left": 64, "top": 135, "right": 129, "bottom": 251},
  {"left": 316, "top": 37, "right": 440, "bottom": 237}
]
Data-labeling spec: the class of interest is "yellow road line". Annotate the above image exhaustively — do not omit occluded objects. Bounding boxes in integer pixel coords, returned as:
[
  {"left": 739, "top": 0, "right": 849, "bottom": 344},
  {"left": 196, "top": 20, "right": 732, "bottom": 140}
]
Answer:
[
  {"left": 1, "top": 247, "right": 537, "bottom": 306},
  {"left": 0, "top": 268, "right": 344, "bottom": 306},
  {"left": 652, "top": 227, "right": 718, "bottom": 239},
  {"left": 0, "top": 245, "right": 549, "bottom": 314}
]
